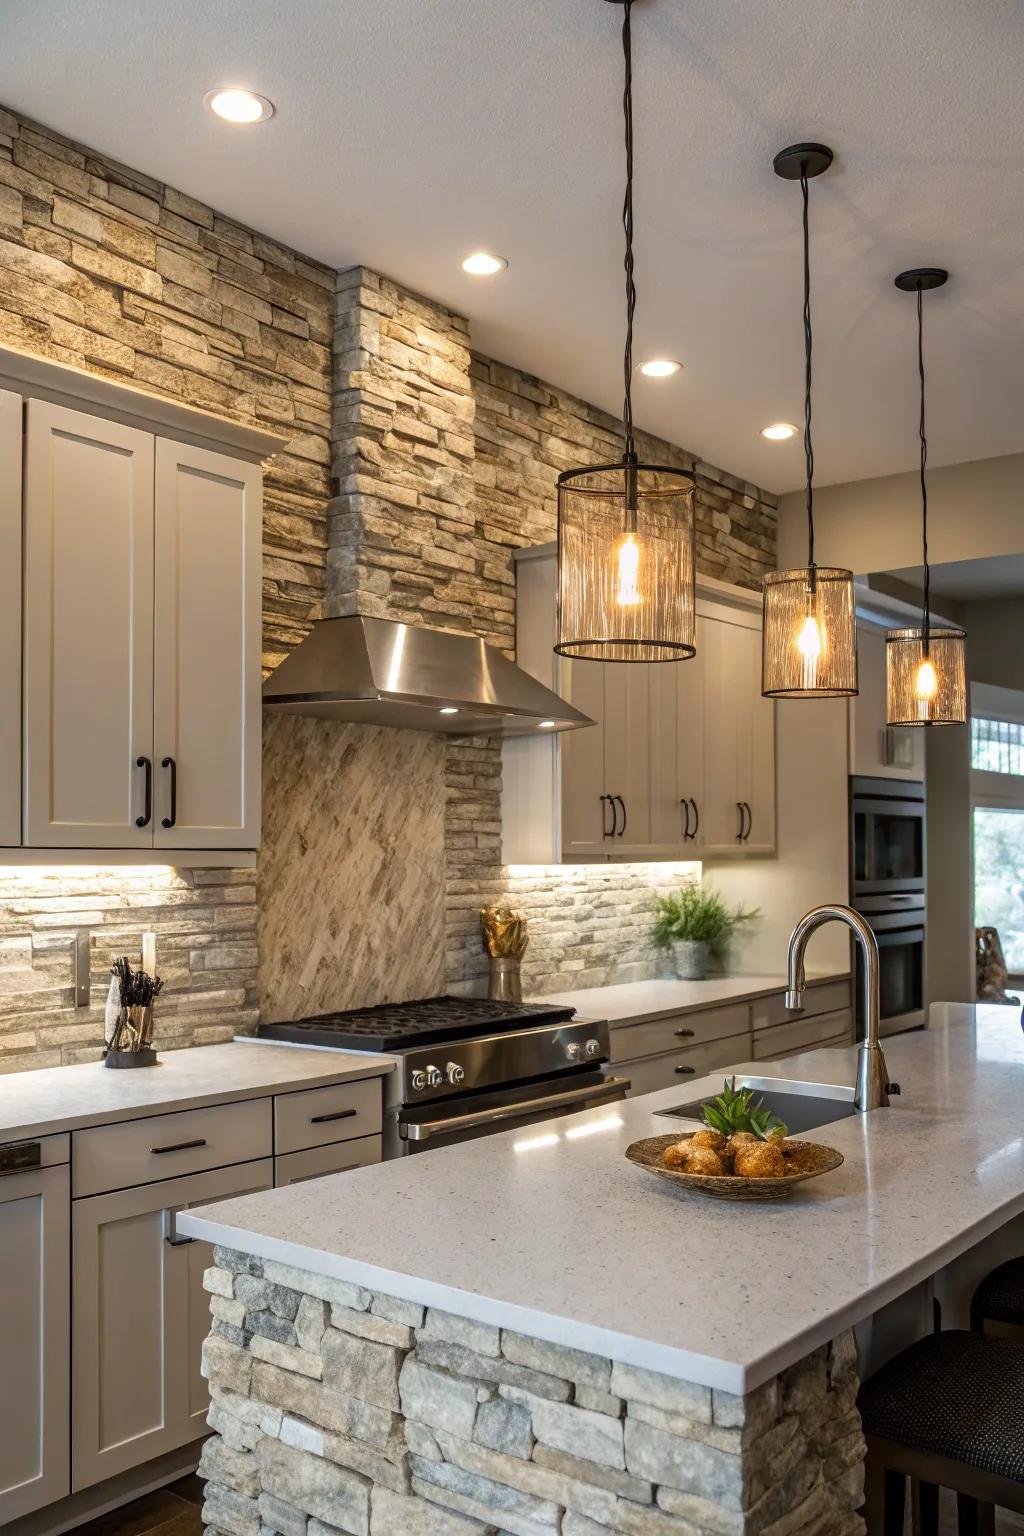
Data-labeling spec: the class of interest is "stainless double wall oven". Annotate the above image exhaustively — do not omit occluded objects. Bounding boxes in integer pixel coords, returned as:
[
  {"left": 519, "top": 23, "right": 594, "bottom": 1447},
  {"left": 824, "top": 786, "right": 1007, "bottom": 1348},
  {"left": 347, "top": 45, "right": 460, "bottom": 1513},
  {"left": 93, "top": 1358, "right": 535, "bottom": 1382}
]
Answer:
[{"left": 850, "top": 776, "right": 927, "bottom": 1037}]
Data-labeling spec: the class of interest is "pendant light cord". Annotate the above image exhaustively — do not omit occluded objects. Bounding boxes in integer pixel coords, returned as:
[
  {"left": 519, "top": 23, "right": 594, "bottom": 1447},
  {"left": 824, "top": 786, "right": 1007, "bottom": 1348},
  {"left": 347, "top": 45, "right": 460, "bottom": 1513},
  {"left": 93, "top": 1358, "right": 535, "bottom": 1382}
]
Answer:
[
  {"left": 917, "top": 283, "right": 930, "bottom": 654},
  {"left": 801, "top": 166, "right": 815, "bottom": 567},
  {"left": 621, "top": 0, "right": 636, "bottom": 466}
]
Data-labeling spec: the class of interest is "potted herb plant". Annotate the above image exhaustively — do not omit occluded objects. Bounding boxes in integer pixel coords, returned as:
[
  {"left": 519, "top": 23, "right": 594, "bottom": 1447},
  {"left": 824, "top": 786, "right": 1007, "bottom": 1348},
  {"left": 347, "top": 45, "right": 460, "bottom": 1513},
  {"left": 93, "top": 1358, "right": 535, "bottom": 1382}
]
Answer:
[{"left": 651, "top": 885, "right": 759, "bottom": 980}]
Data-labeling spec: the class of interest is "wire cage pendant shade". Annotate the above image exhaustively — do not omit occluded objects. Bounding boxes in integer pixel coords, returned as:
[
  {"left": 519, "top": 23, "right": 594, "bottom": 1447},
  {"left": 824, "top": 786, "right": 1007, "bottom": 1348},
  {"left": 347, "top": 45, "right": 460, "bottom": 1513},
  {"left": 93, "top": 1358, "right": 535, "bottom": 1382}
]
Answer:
[
  {"left": 762, "top": 566, "right": 858, "bottom": 697},
  {"left": 885, "top": 268, "right": 967, "bottom": 727},
  {"left": 555, "top": 460, "right": 696, "bottom": 662},
  {"left": 555, "top": 0, "right": 697, "bottom": 664},
  {"left": 886, "top": 625, "right": 966, "bottom": 726},
  {"left": 761, "top": 143, "right": 857, "bottom": 699}
]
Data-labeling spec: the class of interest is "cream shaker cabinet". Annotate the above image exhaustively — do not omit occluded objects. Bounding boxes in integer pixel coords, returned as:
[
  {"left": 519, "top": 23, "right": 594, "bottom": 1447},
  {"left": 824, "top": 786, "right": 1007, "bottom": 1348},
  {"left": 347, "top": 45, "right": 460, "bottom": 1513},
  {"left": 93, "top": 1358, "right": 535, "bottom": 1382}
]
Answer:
[
  {"left": 153, "top": 440, "right": 261, "bottom": 850},
  {"left": 0, "top": 1139, "right": 70, "bottom": 1527},
  {"left": 502, "top": 550, "right": 776, "bottom": 863},
  {"left": 22, "top": 400, "right": 261, "bottom": 851},
  {"left": 72, "top": 1156, "right": 273, "bottom": 1490},
  {"left": 0, "top": 390, "right": 22, "bottom": 847},
  {"left": 23, "top": 402, "right": 156, "bottom": 848}
]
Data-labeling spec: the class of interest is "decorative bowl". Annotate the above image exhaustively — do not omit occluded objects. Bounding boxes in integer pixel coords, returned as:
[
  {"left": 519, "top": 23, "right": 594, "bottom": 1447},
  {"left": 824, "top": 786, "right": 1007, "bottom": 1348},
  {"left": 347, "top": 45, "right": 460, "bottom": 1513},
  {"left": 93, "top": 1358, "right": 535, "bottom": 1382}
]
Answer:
[{"left": 625, "top": 1132, "right": 844, "bottom": 1201}]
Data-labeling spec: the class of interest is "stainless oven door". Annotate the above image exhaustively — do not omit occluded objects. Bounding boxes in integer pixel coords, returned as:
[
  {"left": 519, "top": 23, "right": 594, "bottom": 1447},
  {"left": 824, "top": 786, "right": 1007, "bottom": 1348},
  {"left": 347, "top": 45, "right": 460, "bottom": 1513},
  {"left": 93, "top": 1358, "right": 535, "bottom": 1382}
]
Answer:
[
  {"left": 854, "top": 921, "right": 926, "bottom": 1038},
  {"left": 398, "top": 1071, "right": 630, "bottom": 1153},
  {"left": 851, "top": 796, "right": 926, "bottom": 896}
]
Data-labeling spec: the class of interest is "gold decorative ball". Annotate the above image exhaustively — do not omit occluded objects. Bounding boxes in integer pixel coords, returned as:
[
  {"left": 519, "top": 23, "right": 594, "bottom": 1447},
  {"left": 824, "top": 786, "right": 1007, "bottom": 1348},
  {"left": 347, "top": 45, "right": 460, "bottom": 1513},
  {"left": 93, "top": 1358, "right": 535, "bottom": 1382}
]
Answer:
[{"left": 734, "top": 1140, "right": 787, "bottom": 1179}]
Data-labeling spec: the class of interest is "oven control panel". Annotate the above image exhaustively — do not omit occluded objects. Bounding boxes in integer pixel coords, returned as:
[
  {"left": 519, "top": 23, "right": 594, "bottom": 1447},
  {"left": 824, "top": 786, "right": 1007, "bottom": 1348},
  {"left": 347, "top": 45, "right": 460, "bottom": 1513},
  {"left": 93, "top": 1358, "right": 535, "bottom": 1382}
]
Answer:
[{"left": 401, "top": 1018, "right": 610, "bottom": 1102}]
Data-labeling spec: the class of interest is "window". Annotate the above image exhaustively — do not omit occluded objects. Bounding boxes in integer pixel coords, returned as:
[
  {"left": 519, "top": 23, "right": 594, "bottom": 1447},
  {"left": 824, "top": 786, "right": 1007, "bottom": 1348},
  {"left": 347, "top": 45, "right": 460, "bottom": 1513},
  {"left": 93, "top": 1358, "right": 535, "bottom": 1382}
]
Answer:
[
  {"left": 973, "top": 807, "right": 1024, "bottom": 974},
  {"left": 972, "top": 716, "right": 1024, "bottom": 776}
]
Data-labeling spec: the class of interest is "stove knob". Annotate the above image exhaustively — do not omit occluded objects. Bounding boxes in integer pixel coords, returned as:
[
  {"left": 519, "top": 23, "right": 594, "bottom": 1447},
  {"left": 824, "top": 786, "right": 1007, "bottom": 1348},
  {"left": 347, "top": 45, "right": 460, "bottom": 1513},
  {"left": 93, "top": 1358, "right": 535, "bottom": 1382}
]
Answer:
[
  {"left": 446, "top": 1062, "right": 465, "bottom": 1086},
  {"left": 426, "top": 1065, "right": 443, "bottom": 1088},
  {"left": 565, "top": 1041, "right": 582, "bottom": 1061},
  {"left": 411, "top": 1069, "right": 427, "bottom": 1092},
  {"left": 584, "top": 1037, "right": 602, "bottom": 1059}
]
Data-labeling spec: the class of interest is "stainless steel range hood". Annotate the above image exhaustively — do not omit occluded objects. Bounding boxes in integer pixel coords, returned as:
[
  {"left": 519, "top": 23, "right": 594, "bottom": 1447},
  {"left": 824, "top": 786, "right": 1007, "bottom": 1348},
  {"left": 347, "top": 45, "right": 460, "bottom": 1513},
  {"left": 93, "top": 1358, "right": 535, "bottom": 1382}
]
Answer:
[{"left": 262, "top": 616, "right": 593, "bottom": 735}]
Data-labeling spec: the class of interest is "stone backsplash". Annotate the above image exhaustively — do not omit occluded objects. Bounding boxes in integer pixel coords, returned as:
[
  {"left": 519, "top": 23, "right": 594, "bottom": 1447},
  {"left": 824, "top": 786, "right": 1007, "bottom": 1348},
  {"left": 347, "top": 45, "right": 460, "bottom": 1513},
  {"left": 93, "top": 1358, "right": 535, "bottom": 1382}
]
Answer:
[
  {"left": 199, "top": 1246, "right": 866, "bottom": 1536},
  {"left": 0, "top": 106, "right": 779, "bottom": 1068}
]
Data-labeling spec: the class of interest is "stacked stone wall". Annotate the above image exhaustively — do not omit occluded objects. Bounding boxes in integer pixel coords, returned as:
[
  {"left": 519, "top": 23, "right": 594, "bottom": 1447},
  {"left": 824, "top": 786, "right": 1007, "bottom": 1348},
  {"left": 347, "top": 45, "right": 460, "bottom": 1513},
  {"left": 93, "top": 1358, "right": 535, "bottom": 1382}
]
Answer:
[{"left": 200, "top": 1247, "right": 866, "bottom": 1536}]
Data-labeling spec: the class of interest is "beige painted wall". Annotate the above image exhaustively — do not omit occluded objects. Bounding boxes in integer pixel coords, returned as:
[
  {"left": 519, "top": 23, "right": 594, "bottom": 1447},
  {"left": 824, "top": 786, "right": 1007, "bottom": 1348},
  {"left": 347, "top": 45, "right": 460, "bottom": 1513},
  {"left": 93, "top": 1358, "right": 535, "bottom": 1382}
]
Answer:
[
  {"left": 779, "top": 453, "right": 1024, "bottom": 574},
  {"left": 926, "top": 728, "right": 974, "bottom": 1004},
  {"left": 706, "top": 697, "right": 851, "bottom": 977}
]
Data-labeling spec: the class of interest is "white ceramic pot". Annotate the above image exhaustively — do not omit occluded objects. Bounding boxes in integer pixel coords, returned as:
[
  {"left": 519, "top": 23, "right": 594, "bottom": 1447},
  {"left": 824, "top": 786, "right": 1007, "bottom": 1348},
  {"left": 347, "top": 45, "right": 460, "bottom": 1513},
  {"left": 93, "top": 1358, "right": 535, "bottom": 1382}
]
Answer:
[{"left": 672, "top": 939, "right": 710, "bottom": 980}]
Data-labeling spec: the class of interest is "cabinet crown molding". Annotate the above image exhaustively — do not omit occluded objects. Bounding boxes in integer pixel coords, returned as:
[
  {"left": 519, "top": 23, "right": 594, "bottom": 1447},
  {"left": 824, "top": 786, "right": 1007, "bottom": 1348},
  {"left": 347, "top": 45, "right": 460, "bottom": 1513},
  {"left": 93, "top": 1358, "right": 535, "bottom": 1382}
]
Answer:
[{"left": 0, "top": 345, "right": 287, "bottom": 463}]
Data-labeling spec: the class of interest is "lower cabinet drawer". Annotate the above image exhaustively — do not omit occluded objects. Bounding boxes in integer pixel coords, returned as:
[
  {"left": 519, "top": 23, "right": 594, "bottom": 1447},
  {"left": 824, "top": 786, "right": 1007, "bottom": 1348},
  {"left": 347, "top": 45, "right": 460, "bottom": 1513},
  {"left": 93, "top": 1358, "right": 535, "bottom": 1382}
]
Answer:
[
  {"left": 621, "top": 1032, "right": 751, "bottom": 1097},
  {"left": 72, "top": 1097, "right": 273, "bottom": 1198},
  {"left": 610, "top": 1002, "right": 751, "bottom": 1065},
  {"left": 274, "top": 1076, "right": 383, "bottom": 1156},
  {"left": 753, "top": 1008, "right": 854, "bottom": 1060},
  {"left": 274, "top": 1134, "right": 383, "bottom": 1187}
]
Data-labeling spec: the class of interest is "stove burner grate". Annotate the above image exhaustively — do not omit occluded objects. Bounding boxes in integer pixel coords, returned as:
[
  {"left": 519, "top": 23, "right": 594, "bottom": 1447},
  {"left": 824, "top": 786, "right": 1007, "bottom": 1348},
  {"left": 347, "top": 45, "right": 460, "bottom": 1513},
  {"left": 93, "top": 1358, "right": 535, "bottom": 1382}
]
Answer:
[{"left": 257, "top": 994, "right": 576, "bottom": 1052}]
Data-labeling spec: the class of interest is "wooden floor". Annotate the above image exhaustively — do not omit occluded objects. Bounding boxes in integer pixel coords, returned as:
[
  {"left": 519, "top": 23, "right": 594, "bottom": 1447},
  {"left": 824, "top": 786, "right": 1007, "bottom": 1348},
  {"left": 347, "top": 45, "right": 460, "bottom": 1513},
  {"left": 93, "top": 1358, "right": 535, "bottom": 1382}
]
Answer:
[
  {"left": 65, "top": 1477, "right": 1024, "bottom": 1536},
  {"left": 69, "top": 1475, "right": 204, "bottom": 1536}
]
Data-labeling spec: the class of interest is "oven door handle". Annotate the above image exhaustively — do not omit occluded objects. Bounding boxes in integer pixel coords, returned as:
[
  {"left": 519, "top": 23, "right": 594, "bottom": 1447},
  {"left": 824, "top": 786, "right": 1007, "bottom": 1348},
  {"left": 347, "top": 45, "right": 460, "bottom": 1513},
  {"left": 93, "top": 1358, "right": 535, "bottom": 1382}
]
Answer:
[{"left": 399, "top": 1078, "right": 631, "bottom": 1142}]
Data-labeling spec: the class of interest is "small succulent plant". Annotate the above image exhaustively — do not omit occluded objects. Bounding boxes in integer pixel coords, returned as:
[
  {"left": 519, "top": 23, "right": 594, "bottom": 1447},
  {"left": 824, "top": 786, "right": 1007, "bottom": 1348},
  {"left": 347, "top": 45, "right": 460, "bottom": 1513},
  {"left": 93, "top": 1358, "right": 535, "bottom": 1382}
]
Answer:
[{"left": 700, "top": 1077, "right": 787, "bottom": 1141}]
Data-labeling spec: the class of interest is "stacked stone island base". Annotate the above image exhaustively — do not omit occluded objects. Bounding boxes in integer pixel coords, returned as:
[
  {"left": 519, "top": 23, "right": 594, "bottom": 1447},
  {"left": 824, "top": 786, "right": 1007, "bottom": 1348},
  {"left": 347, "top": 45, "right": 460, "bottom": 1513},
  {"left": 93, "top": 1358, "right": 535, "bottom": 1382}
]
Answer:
[{"left": 198, "top": 1248, "right": 866, "bottom": 1536}]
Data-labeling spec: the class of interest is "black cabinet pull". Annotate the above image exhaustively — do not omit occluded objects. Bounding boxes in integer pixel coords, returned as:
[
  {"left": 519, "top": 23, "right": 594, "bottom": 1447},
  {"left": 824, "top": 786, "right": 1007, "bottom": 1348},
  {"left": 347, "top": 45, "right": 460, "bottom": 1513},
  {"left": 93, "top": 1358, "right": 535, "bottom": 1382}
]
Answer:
[
  {"left": 614, "top": 795, "right": 627, "bottom": 836},
  {"left": 600, "top": 793, "right": 615, "bottom": 838},
  {"left": 609, "top": 794, "right": 621, "bottom": 837},
  {"left": 674, "top": 1064, "right": 696, "bottom": 1075},
  {"left": 736, "top": 802, "right": 746, "bottom": 842},
  {"left": 136, "top": 756, "right": 152, "bottom": 828},
  {"left": 161, "top": 756, "right": 177, "bottom": 829},
  {"left": 310, "top": 1108, "right": 358, "bottom": 1125},
  {"left": 689, "top": 798, "right": 699, "bottom": 839},
  {"left": 150, "top": 1137, "right": 207, "bottom": 1155},
  {"left": 674, "top": 1027, "right": 695, "bottom": 1038},
  {"left": 680, "top": 798, "right": 692, "bottom": 839},
  {"left": 740, "top": 801, "right": 752, "bottom": 842}
]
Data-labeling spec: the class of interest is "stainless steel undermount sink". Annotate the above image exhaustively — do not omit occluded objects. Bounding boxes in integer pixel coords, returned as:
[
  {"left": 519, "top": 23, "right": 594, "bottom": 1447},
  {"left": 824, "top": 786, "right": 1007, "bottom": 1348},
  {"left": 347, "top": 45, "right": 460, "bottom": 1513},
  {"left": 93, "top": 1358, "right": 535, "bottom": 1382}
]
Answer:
[{"left": 655, "top": 1077, "right": 858, "bottom": 1136}]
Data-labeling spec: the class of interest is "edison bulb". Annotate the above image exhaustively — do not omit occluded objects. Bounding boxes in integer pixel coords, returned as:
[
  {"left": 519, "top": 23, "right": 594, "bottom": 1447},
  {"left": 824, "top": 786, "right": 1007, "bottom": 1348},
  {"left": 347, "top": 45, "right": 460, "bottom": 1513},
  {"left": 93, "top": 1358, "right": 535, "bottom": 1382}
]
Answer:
[
  {"left": 615, "top": 532, "right": 641, "bottom": 606},
  {"left": 914, "top": 657, "right": 938, "bottom": 701},
  {"left": 795, "top": 611, "right": 825, "bottom": 690}
]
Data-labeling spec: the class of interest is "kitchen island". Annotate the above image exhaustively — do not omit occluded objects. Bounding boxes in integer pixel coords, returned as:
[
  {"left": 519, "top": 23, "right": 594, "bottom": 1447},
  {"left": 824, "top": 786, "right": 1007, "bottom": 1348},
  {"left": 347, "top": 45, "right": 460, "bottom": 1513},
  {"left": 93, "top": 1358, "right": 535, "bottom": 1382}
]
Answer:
[{"left": 181, "top": 1005, "right": 1024, "bottom": 1536}]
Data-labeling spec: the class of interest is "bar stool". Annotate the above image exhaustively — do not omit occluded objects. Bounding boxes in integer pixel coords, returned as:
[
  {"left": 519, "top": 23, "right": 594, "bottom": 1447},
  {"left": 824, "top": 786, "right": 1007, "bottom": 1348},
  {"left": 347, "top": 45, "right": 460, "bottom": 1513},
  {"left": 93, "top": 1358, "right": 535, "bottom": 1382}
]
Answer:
[
  {"left": 859, "top": 1329, "right": 1024, "bottom": 1535},
  {"left": 971, "top": 1257, "right": 1024, "bottom": 1333}
]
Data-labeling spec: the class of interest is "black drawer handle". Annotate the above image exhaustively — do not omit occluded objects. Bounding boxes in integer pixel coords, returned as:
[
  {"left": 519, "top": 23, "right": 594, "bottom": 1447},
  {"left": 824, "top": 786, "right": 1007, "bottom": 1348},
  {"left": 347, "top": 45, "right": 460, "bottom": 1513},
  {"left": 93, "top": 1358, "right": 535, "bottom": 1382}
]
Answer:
[
  {"left": 674, "top": 1027, "right": 695, "bottom": 1038},
  {"left": 136, "top": 756, "right": 152, "bottom": 828},
  {"left": 161, "top": 756, "right": 177, "bottom": 829},
  {"left": 614, "top": 794, "right": 627, "bottom": 836},
  {"left": 689, "top": 798, "right": 699, "bottom": 839},
  {"left": 309, "top": 1108, "right": 358, "bottom": 1125},
  {"left": 674, "top": 1064, "right": 697, "bottom": 1075},
  {"left": 150, "top": 1138, "right": 207, "bottom": 1155},
  {"left": 600, "top": 793, "right": 615, "bottom": 838},
  {"left": 680, "top": 798, "right": 692, "bottom": 839}
]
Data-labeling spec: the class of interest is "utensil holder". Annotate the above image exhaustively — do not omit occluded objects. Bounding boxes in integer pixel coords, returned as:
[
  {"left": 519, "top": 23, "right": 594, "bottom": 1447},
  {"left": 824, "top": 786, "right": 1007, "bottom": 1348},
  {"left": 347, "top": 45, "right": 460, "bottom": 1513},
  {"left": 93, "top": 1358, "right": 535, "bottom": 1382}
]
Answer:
[
  {"left": 488, "top": 955, "right": 523, "bottom": 1003},
  {"left": 104, "top": 1004, "right": 157, "bottom": 1067}
]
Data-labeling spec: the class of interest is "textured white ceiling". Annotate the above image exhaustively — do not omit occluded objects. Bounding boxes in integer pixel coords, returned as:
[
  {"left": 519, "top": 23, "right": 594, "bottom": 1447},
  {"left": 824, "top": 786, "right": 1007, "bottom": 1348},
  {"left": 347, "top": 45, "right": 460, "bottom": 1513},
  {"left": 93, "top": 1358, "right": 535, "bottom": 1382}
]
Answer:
[{"left": 2, "top": 0, "right": 1024, "bottom": 493}]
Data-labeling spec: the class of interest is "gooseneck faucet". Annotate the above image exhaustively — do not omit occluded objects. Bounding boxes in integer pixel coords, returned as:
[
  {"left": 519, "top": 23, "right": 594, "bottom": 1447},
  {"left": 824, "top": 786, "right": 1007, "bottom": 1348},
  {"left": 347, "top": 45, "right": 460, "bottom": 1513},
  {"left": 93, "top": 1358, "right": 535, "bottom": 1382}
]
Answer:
[{"left": 786, "top": 903, "right": 897, "bottom": 1113}]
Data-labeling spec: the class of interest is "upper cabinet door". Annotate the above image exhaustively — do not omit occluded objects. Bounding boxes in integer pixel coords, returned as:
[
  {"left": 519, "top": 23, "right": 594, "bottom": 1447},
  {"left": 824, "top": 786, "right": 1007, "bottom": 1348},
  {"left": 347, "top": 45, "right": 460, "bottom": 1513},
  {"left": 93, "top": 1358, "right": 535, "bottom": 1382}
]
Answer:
[
  {"left": 561, "top": 657, "right": 609, "bottom": 857},
  {"left": 701, "top": 611, "right": 776, "bottom": 855},
  {"left": 153, "top": 441, "right": 261, "bottom": 850},
  {"left": 603, "top": 662, "right": 651, "bottom": 852},
  {"left": 649, "top": 620, "right": 705, "bottom": 852},
  {"left": 23, "top": 401, "right": 154, "bottom": 847},
  {"left": 0, "top": 390, "right": 22, "bottom": 848}
]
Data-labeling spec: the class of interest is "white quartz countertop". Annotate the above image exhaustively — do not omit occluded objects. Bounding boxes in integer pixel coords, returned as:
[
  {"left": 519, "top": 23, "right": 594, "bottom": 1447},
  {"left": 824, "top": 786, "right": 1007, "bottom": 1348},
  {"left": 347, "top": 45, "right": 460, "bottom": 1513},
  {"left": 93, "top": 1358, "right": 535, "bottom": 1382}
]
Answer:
[
  {"left": 180, "top": 1005, "right": 1024, "bottom": 1394},
  {"left": 533, "top": 971, "right": 848, "bottom": 1025},
  {"left": 0, "top": 1041, "right": 397, "bottom": 1142}
]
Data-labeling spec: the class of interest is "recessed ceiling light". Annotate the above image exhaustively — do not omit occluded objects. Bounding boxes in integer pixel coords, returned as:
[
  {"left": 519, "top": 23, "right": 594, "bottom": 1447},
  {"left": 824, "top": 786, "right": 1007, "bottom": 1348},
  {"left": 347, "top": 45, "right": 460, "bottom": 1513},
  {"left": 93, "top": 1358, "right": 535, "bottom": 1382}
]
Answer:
[
  {"left": 205, "top": 88, "right": 275, "bottom": 125},
  {"left": 638, "top": 359, "right": 682, "bottom": 378},
  {"left": 439, "top": 706, "right": 459, "bottom": 715},
  {"left": 461, "top": 252, "right": 508, "bottom": 276},
  {"left": 761, "top": 422, "right": 798, "bottom": 442}
]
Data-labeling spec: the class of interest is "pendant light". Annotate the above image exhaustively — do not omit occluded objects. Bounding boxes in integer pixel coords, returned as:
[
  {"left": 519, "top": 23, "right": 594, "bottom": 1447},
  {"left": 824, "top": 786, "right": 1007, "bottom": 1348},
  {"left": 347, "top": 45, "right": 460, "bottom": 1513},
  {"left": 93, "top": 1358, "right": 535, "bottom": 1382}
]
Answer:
[
  {"left": 761, "top": 145, "right": 857, "bottom": 698},
  {"left": 886, "top": 269, "right": 966, "bottom": 726},
  {"left": 555, "top": 0, "right": 696, "bottom": 664}
]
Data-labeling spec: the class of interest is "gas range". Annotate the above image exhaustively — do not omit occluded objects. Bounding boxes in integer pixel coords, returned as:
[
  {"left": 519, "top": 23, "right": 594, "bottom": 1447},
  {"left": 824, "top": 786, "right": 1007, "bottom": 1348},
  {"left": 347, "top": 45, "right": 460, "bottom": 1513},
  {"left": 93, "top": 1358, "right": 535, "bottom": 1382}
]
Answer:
[{"left": 257, "top": 995, "right": 629, "bottom": 1155}]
